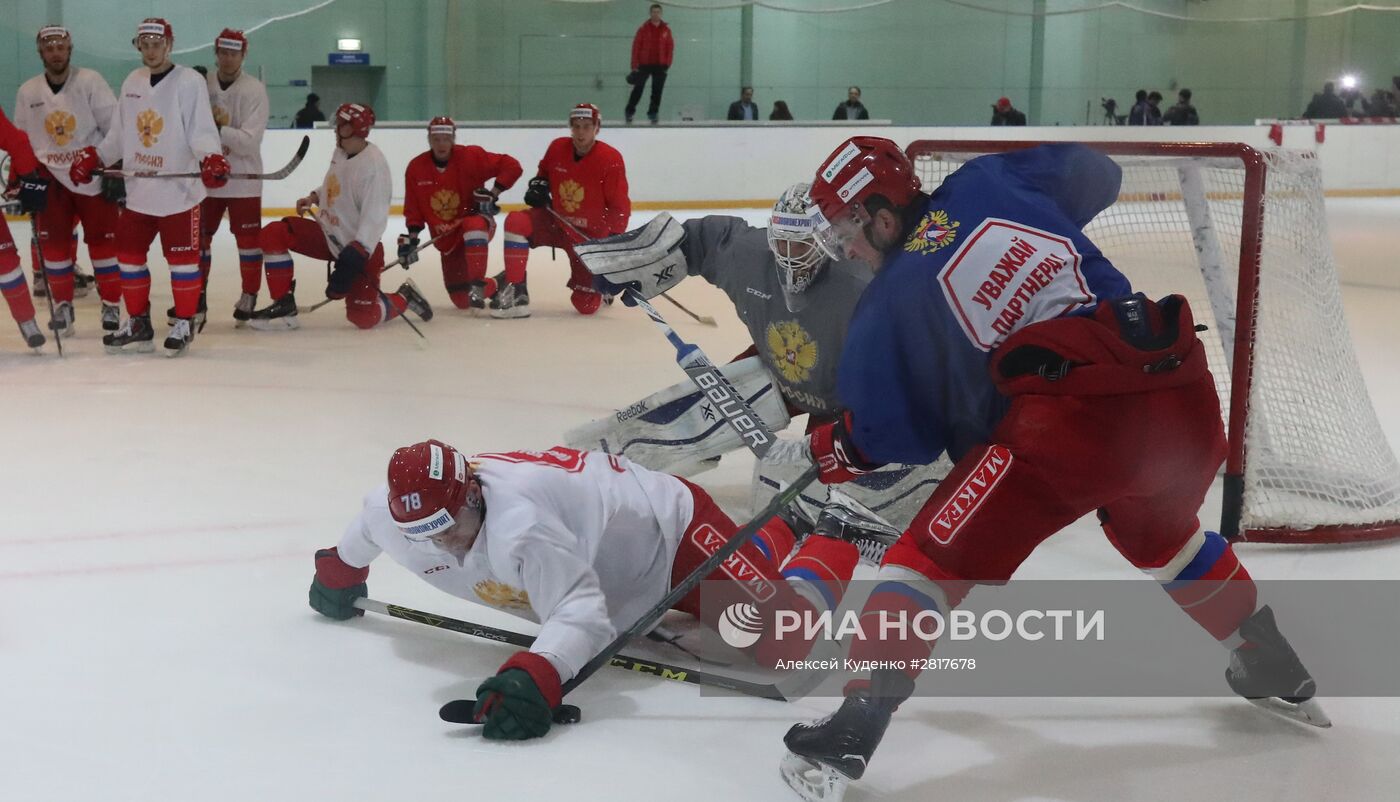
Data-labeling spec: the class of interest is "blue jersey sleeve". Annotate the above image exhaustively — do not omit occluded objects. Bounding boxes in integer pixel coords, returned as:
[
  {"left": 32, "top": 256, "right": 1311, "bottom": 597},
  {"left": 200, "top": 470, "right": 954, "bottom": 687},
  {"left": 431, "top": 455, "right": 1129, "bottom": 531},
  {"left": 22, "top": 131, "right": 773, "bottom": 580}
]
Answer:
[{"left": 990, "top": 144, "right": 1121, "bottom": 229}]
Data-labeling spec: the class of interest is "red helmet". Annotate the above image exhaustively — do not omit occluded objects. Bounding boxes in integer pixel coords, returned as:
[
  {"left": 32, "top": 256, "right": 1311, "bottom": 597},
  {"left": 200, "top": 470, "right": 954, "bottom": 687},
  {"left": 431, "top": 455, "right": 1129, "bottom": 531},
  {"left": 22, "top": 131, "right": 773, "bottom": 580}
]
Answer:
[
  {"left": 570, "top": 102, "right": 601, "bottom": 126},
  {"left": 36, "top": 25, "right": 71, "bottom": 45},
  {"left": 387, "top": 440, "right": 471, "bottom": 540},
  {"left": 808, "top": 136, "right": 922, "bottom": 260},
  {"left": 134, "top": 17, "right": 173, "bottom": 45},
  {"left": 427, "top": 116, "right": 456, "bottom": 137},
  {"left": 215, "top": 28, "right": 248, "bottom": 53},
  {"left": 335, "top": 102, "right": 375, "bottom": 139}
]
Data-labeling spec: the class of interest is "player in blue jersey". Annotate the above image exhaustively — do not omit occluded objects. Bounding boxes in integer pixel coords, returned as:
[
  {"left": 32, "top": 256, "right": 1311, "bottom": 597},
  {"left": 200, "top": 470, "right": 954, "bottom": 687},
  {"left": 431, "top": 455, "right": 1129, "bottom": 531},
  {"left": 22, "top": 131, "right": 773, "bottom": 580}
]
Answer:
[{"left": 777, "top": 138, "right": 1325, "bottom": 802}]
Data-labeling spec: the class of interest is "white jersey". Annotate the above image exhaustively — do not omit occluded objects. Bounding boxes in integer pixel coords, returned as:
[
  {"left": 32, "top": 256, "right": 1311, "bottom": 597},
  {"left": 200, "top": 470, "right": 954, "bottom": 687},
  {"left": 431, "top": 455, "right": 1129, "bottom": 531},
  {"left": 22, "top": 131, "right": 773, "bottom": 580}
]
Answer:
[
  {"left": 335, "top": 448, "right": 695, "bottom": 681},
  {"left": 96, "top": 64, "right": 221, "bottom": 217},
  {"left": 206, "top": 70, "right": 268, "bottom": 199},
  {"left": 313, "top": 141, "right": 392, "bottom": 256},
  {"left": 14, "top": 67, "right": 117, "bottom": 197}
]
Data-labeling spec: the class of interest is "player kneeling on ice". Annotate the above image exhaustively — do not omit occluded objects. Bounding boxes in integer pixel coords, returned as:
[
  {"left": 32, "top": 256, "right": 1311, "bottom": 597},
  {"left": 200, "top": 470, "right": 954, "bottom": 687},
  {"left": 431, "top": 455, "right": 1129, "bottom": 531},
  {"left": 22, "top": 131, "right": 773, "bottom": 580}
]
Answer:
[
  {"left": 249, "top": 102, "right": 431, "bottom": 331},
  {"left": 309, "top": 440, "right": 869, "bottom": 740},
  {"left": 775, "top": 139, "right": 1325, "bottom": 802},
  {"left": 399, "top": 116, "right": 521, "bottom": 312}
]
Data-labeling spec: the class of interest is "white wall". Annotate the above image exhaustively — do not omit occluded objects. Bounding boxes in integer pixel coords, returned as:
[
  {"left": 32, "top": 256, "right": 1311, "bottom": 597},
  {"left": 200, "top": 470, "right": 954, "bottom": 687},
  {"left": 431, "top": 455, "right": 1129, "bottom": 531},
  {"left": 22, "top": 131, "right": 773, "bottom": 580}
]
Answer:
[{"left": 260, "top": 123, "right": 1400, "bottom": 211}]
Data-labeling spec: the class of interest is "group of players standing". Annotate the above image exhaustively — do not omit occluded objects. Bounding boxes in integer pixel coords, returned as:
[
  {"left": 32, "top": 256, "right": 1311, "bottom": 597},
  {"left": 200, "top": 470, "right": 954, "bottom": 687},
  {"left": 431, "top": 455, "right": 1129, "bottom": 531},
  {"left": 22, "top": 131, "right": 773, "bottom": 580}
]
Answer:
[{"left": 2, "top": 19, "right": 633, "bottom": 357}]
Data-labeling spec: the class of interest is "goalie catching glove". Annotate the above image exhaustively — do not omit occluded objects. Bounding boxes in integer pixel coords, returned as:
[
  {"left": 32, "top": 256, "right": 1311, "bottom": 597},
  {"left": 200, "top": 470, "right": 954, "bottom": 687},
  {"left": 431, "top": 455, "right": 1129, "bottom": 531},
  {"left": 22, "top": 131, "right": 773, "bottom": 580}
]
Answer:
[{"left": 573, "top": 212, "right": 687, "bottom": 302}]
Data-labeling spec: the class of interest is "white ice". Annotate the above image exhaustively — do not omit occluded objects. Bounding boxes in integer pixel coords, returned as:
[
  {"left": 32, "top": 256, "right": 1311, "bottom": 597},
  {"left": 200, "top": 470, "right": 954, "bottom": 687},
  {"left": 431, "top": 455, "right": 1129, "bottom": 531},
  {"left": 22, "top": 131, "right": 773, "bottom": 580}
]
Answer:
[{"left": 2, "top": 204, "right": 1398, "bottom": 802}]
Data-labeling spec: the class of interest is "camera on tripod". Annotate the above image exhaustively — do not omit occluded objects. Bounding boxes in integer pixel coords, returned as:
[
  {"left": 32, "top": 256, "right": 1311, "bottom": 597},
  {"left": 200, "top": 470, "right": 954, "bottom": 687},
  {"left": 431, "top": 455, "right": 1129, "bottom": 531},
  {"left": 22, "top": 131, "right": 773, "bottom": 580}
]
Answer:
[{"left": 1101, "top": 97, "right": 1126, "bottom": 125}]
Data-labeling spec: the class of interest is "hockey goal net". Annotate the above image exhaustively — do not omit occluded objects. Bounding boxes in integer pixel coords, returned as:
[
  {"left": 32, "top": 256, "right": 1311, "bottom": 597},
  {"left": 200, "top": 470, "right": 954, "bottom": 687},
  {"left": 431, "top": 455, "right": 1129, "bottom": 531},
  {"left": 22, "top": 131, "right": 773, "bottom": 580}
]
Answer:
[{"left": 906, "top": 140, "right": 1400, "bottom": 544}]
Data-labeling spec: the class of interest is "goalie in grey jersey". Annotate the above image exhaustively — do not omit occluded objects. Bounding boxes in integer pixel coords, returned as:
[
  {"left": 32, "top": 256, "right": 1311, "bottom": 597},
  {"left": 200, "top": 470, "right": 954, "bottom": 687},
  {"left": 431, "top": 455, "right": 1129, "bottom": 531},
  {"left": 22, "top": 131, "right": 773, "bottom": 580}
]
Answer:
[{"left": 567, "top": 184, "right": 949, "bottom": 533}]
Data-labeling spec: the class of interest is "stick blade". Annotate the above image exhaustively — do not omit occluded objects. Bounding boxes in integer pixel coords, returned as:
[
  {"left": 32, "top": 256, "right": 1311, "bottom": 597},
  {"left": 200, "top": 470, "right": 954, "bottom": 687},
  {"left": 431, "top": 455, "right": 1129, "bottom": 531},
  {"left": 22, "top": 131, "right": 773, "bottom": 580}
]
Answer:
[{"left": 439, "top": 699, "right": 477, "bottom": 724}]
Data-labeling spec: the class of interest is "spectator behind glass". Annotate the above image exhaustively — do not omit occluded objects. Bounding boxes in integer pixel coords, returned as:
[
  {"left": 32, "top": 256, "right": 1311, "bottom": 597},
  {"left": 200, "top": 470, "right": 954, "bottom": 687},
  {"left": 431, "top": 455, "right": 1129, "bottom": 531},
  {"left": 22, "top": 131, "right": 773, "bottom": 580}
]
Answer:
[
  {"left": 727, "top": 86, "right": 758, "bottom": 121},
  {"left": 1368, "top": 89, "right": 1398, "bottom": 118},
  {"left": 293, "top": 93, "right": 325, "bottom": 129},
  {"left": 1146, "top": 91, "right": 1164, "bottom": 125},
  {"left": 1162, "top": 88, "right": 1199, "bottom": 125},
  {"left": 769, "top": 100, "right": 793, "bottom": 121},
  {"left": 990, "top": 96, "right": 1026, "bottom": 126},
  {"left": 1303, "top": 81, "right": 1348, "bottom": 118},
  {"left": 626, "top": 3, "right": 674, "bottom": 124},
  {"left": 833, "top": 86, "right": 869, "bottom": 120},
  {"left": 1128, "top": 89, "right": 1150, "bottom": 125}
]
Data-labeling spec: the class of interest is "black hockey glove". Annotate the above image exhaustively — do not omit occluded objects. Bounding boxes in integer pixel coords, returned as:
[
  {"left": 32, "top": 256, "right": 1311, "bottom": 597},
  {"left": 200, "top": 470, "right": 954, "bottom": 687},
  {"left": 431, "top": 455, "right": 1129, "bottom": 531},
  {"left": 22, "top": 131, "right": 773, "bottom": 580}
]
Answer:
[
  {"left": 17, "top": 171, "right": 49, "bottom": 214},
  {"left": 101, "top": 161, "right": 126, "bottom": 205},
  {"left": 473, "top": 187, "right": 500, "bottom": 217},
  {"left": 397, "top": 228, "right": 422, "bottom": 267},
  {"left": 523, "top": 176, "right": 550, "bottom": 209},
  {"left": 327, "top": 242, "right": 370, "bottom": 300}
]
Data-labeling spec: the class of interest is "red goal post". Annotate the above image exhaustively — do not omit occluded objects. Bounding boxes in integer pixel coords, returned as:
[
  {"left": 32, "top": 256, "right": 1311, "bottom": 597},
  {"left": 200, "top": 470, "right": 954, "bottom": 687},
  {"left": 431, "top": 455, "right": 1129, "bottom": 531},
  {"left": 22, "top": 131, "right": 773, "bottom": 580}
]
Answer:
[{"left": 905, "top": 139, "right": 1400, "bottom": 544}]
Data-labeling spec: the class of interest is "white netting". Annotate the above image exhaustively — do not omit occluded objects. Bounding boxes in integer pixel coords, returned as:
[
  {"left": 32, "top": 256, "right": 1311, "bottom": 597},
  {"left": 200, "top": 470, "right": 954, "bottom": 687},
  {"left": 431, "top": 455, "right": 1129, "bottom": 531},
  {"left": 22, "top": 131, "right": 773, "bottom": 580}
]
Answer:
[{"left": 910, "top": 143, "right": 1400, "bottom": 542}]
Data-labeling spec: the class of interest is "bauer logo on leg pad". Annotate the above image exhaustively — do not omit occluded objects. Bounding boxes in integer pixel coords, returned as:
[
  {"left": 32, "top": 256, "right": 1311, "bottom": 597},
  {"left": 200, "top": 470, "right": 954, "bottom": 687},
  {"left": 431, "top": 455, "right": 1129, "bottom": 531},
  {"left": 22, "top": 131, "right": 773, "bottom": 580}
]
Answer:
[
  {"left": 691, "top": 524, "right": 777, "bottom": 603},
  {"left": 926, "top": 445, "right": 1012, "bottom": 545}
]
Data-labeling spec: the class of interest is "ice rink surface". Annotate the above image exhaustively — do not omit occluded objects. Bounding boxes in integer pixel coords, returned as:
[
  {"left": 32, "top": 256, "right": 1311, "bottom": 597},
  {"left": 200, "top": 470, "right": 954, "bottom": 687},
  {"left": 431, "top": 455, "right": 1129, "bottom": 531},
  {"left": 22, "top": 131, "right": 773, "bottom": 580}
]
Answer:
[{"left": 2, "top": 203, "right": 1398, "bottom": 802}]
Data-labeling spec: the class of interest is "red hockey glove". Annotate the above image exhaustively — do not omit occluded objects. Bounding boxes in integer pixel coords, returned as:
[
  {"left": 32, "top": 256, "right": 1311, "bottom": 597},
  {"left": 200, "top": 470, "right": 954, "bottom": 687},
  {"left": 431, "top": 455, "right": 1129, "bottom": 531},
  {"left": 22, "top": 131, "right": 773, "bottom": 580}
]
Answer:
[
  {"left": 472, "top": 651, "right": 563, "bottom": 741},
  {"left": 70, "top": 146, "right": 101, "bottom": 186},
  {"left": 808, "top": 410, "right": 883, "bottom": 485},
  {"left": 308, "top": 547, "right": 369, "bottom": 620},
  {"left": 200, "top": 154, "right": 231, "bottom": 189}
]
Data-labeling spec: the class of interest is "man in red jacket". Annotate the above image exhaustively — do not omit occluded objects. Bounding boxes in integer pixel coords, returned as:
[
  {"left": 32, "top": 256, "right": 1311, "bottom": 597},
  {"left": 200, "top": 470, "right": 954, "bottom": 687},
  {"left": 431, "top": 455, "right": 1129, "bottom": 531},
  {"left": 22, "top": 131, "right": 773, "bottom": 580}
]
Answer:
[
  {"left": 625, "top": 3, "right": 673, "bottom": 125},
  {"left": 500, "top": 103, "right": 629, "bottom": 319},
  {"left": 399, "top": 116, "right": 522, "bottom": 312}
]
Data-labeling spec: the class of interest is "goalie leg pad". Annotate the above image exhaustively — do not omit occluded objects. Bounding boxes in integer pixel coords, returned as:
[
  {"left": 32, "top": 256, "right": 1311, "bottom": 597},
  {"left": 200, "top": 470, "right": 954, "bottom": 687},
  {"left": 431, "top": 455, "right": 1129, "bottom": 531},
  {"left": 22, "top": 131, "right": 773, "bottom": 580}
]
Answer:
[{"left": 563, "top": 356, "right": 791, "bottom": 475}]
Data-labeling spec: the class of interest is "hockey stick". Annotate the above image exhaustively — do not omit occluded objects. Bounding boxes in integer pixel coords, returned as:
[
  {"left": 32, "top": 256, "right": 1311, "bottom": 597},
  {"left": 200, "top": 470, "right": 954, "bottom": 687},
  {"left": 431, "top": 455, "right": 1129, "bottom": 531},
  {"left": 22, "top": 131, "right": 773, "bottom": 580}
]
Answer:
[
  {"left": 629, "top": 289, "right": 778, "bottom": 459},
  {"left": 544, "top": 206, "right": 716, "bottom": 327},
  {"left": 95, "top": 135, "right": 311, "bottom": 180},
  {"left": 438, "top": 463, "right": 819, "bottom": 724},
  {"left": 354, "top": 597, "right": 787, "bottom": 703},
  {"left": 28, "top": 214, "right": 61, "bottom": 357},
  {"left": 297, "top": 226, "right": 461, "bottom": 314}
]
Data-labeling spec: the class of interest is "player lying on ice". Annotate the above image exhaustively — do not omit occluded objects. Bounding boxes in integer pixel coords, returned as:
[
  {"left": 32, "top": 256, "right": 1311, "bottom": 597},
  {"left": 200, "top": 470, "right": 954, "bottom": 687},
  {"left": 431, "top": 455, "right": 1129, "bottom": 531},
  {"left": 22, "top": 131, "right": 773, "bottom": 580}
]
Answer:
[
  {"left": 567, "top": 183, "right": 946, "bottom": 534},
  {"left": 309, "top": 439, "right": 873, "bottom": 741},
  {"left": 767, "top": 139, "right": 1326, "bottom": 802}
]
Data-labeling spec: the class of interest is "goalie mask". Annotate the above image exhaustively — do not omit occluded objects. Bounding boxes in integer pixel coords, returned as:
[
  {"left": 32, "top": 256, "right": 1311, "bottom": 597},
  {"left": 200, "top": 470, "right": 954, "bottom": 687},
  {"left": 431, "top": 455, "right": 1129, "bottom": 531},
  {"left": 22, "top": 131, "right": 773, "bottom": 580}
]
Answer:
[{"left": 766, "top": 182, "right": 826, "bottom": 313}]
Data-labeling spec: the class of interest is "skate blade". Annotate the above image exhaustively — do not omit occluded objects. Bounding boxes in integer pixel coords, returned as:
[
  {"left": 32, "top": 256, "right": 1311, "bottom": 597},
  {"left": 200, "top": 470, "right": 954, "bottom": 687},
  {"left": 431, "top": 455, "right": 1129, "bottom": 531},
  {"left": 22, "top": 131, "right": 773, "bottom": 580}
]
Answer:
[
  {"left": 779, "top": 752, "right": 851, "bottom": 802},
  {"left": 249, "top": 316, "right": 300, "bottom": 331},
  {"left": 105, "top": 341, "right": 156, "bottom": 355},
  {"left": 164, "top": 345, "right": 189, "bottom": 358},
  {"left": 489, "top": 308, "right": 530, "bottom": 319},
  {"left": 1246, "top": 696, "right": 1332, "bottom": 728}
]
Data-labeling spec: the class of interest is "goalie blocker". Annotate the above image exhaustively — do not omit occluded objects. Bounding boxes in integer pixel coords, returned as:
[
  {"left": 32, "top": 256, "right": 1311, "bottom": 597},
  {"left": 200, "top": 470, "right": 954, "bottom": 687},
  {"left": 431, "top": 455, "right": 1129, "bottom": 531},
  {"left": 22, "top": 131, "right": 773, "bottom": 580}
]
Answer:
[{"left": 564, "top": 355, "right": 790, "bottom": 476}]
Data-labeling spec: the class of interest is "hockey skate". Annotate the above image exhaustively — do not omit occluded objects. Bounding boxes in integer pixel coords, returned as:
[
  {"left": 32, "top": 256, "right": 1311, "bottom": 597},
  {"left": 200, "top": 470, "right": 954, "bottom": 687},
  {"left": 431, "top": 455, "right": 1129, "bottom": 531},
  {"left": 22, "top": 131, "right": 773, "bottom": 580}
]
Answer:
[
  {"left": 780, "top": 688, "right": 900, "bottom": 802},
  {"left": 48, "top": 300, "right": 75, "bottom": 338},
  {"left": 17, "top": 318, "right": 45, "bottom": 352},
  {"left": 232, "top": 292, "right": 257, "bottom": 327},
  {"left": 490, "top": 281, "right": 530, "bottom": 319},
  {"left": 460, "top": 278, "right": 494, "bottom": 311},
  {"left": 100, "top": 301, "right": 121, "bottom": 332},
  {"left": 397, "top": 278, "right": 434, "bottom": 321},
  {"left": 811, "top": 498, "right": 901, "bottom": 567},
  {"left": 72, "top": 270, "right": 94, "bottom": 298},
  {"left": 167, "top": 291, "right": 207, "bottom": 332},
  {"left": 1226, "top": 605, "right": 1330, "bottom": 727},
  {"left": 164, "top": 317, "right": 194, "bottom": 358},
  {"left": 103, "top": 313, "right": 155, "bottom": 354},
  {"left": 249, "top": 291, "right": 300, "bottom": 331}
]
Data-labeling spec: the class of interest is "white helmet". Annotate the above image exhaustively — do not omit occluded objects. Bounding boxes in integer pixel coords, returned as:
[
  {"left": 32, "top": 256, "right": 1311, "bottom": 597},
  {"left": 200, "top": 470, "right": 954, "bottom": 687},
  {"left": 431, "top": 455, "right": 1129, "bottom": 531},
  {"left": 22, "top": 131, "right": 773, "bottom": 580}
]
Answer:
[{"left": 766, "top": 182, "right": 827, "bottom": 313}]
